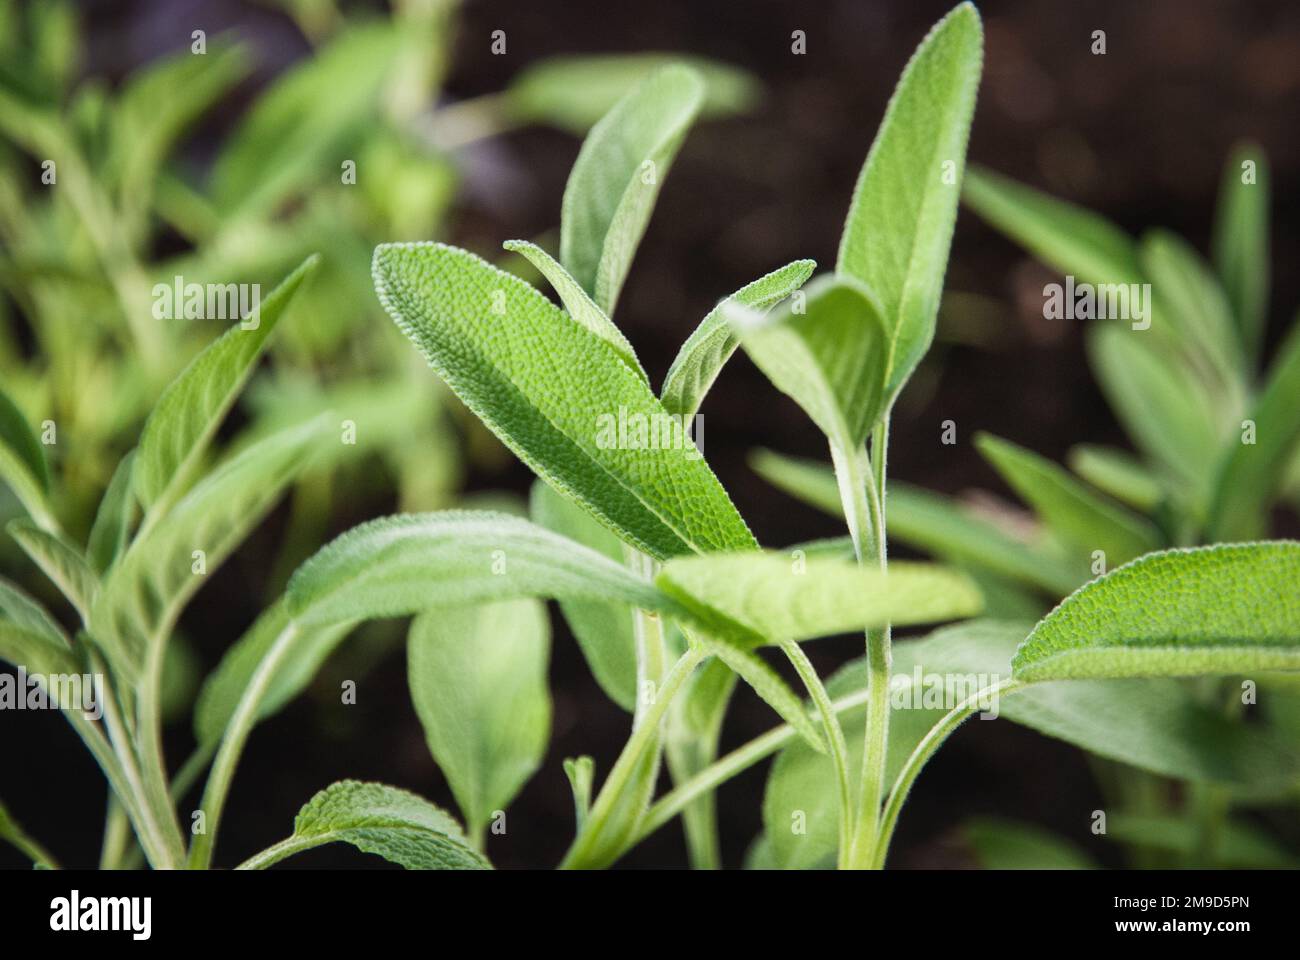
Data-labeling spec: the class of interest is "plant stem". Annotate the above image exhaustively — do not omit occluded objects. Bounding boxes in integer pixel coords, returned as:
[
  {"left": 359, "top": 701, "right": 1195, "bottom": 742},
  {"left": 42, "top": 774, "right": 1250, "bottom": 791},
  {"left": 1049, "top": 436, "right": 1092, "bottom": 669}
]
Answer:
[
  {"left": 778, "top": 637, "right": 855, "bottom": 867},
  {"left": 91, "top": 658, "right": 183, "bottom": 868},
  {"left": 188, "top": 622, "right": 300, "bottom": 869},
  {"left": 133, "top": 626, "right": 187, "bottom": 865},
  {"left": 833, "top": 419, "right": 893, "bottom": 869},
  {"left": 872, "top": 678, "right": 1020, "bottom": 869},
  {"left": 560, "top": 644, "right": 704, "bottom": 869},
  {"left": 639, "top": 687, "right": 874, "bottom": 843}
]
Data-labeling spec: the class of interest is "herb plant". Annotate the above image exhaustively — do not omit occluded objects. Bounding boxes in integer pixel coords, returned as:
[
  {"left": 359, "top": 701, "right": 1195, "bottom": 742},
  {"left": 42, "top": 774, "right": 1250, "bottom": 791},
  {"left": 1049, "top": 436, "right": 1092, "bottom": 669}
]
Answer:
[{"left": 3, "top": 3, "right": 1298, "bottom": 873}]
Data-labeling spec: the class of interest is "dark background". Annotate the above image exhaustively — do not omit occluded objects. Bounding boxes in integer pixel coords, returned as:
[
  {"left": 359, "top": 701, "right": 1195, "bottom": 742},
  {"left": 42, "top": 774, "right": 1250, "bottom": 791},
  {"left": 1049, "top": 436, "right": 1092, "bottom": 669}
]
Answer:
[{"left": 5, "top": 0, "right": 1300, "bottom": 869}]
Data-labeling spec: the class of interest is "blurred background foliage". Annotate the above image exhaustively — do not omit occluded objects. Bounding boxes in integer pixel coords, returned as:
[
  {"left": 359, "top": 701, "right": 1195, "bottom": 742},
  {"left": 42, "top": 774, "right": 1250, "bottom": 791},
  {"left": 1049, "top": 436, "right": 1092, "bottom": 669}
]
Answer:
[{"left": 2, "top": 0, "right": 1299, "bottom": 868}]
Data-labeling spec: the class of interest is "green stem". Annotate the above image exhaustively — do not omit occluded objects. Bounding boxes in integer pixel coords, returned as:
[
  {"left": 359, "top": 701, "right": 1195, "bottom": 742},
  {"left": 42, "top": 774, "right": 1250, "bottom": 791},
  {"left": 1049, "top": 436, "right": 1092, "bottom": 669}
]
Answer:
[
  {"left": 778, "top": 637, "right": 854, "bottom": 868},
  {"left": 188, "top": 622, "right": 300, "bottom": 869},
  {"left": 639, "top": 686, "right": 874, "bottom": 843},
  {"left": 872, "top": 678, "right": 1020, "bottom": 869},
  {"left": 833, "top": 421, "right": 893, "bottom": 869},
  {"left": 90, "top": 660, "right": 181, "bottom": 868},
  {"left": 560, "top": 644, "right": 704, "bottom": 869},
  {"left": 234, "top": 834, "right": 322, "bottom": 871},
  {"left": 133, "top": 626, "right": 186, "bottom": 864}
]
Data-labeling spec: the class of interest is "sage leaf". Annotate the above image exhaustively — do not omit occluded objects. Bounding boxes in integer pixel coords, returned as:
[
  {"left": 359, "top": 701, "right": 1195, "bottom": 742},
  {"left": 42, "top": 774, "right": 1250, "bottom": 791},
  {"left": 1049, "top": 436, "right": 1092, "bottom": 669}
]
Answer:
[
  {"left": 749, "top": 447, "right": 1083, "bottom": 595},
  {"left": 1209, "top": 319, "right": 1300, "bottom": 540},
  {"left": 95, "top": 416, "right": 329, "bottom": 679},
  {"left": 193, "top": 599, "right": 354, "bottom": 749},
  {"left": 506, "top": 53, "right": 758, "bottom": 135},
  {"left": 0, "top": 797, "right": 58, "bottom": 869},
  {"left": 657, "top": 550, "right": 982, "bottom": 645},
  {"left": 373, "top": 242, "right": 755, "bottom": 559},
  {"left": 837, "top": 2, "right": 983, "bottom": 398},
  {"left": 286, "top": 511, "right": 678, "bottom": 629},
  {"left": 0, "top": 578, "right": 76, "bottom": 677},
  {"left": 0, "top": 385, "right": 55, "bottom": 528},
  {"left": 7, "top": 519, "right": 97, "bottom": 624},
  {"left": 975, "top": 432, "right": 1162, "bottom": 568},
  {"left": 1066, "top": 445, "right": 1164, "bottom": 514},
  {"left": 246, "top": 780, "right": 490, "bottom": 870},
  {"left": 502, "top": 238, "right": 645, "bottom": 379},
  {"left": 962, "top": 166, "right": 1141, "bottom": 287},
  {"left": 1107, "top": 814, "right": 1298, "bottom": 869},
  {"left": 86, "top": 450, "right": 137, "bottom": 574},
  {"left": 559, "top": 64, "right": 703, "bottom": 313},
  {"left": 964, "top": 818, "right": 1096, "bottom": 870},
  {"left": 661, "top": 259, "right": 816, "bottom": 419},
  {"left": 1213, "top": 142, "right": 1270, "bottom": 361},
  {"left": 211, "top": 24, "right": 403, "bottom": 219},
  {"left": 1014, "top": 543, "right": 1300, "bottom": 681},
  {"left": 730, "top": 275, "right": 889, "bottom": 451},
  {"left": 529, "top": 481, "right": 637, "bottom": 711},
  {"left": 134, "top": 255, "right": 319, "bottom": 517},
  {"left": 408, "top": 599, "right": 551, "bottom": 836},
  {"left": 1088, "top": 323, "right": 1221, "bottom": 498}
]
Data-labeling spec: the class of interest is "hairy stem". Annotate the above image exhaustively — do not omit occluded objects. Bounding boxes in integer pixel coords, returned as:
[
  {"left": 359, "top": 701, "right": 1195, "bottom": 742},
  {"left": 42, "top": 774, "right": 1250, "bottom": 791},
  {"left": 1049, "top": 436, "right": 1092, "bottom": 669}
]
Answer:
[
  {"left": 873, "top": 678, "right": 1021, "bottom": 868},
  {"left": 778, "top": 637, "right": 854, "bottom": 867},
  {"left": 639, "top": 686, "right": 873, "bottom": 842},
  {"left": 188, "top": 622, "right": 300, "bottom": 869},
  {"left": 560, "top": 644, "right": 704, "bottom": 869},
  {"left": 833, "top": 420, "right": 892, "bottom": 869}
]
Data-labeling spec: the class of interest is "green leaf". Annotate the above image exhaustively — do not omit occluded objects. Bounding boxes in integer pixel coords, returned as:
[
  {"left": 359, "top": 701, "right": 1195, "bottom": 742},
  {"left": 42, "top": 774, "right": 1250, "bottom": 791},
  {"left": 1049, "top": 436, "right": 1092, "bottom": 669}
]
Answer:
[
  {"left": 1208, "top": 319, "right": 1300, "bottom": 540},
  {"left": 0, "top": 577, "right": 76, "bottom": 677},
  {"left": 1087, "top": 324, "right": 1221, "bottom": 498},
  {"left": 7, "top": 519, "right": 97, "bottom": 624},
  {"left": 94, "top": 416, "right": 329, "bottom": 679},
  {"left": 86, "top": 450, "right": 137, "bottom": 574},
  {"left": 731, "top": 275, "right": 889, "bottom": 451},
  {"left": 764, "top": 618, "right": 1299, "bottom": 867},
  {"left": 976, "top": 432, "right": 1163, "bottom": 568},
  {"left": 1213, "top": 142, "right": 1270, "bottom": 361},
  {"left": 134, "top": 256, "right": 319, "bottom": 516},
  {"left": 193, "top": 599, "right": 354, "bottom": 749},
  {"left": 408, "top": 599, "right": 551, "bottom": 835},
  {"left": 529, "top": 480, "right": 637, "bottom": 710},
  {"left": 1106, "top": 814, "right": 1297, "bottom": 869},
  {"left": 1066, "top": 445, "right": 1163, "bottom": 514},
  {"left": 661, "top": 259, "right": 816, "bottom": 418},
  {"left": 506, "top": 53, "right": 759, "bottom": 135},
  {"left": 0, "top": 384, "right": 54, "bottom": 528},
  {"left": 211, "top": 24, "right": 403, "bottom": 219},
  {"left": 502, "top": 239, "right": 644, "bottom": 379},
  {"left": 0, "top": 797, "right": 58, "bottom": 869},
  {"left": 108, "top": 41, "right": 248, "bottom": 223},
  {"left": 916, "top": 621, "right": 1297, "bottom": 787},
  {"left": 657, "top": 550, "right": 982, "bottom": 646},
  {"left": 748, "top": 448, "right": 1080, "bottom": 595},
  {"left": 286, "top": 511, "right": 677, "bottom": 629},
  {"left": 964, "top": 817, "right": 1095, "bottom": 869},
  {"left": 563, "top": 756, "right": 595, "bottom": 829},
  {"left": 1138, "top": 229, "right": 1245, "bottom": 407},
  {"left": 0, "top": 384, "right": 49, "bottom": 492},
  {"left": 837, "top": 3, "right": 983, "bottom": 397},
  {"left": 1014, "top": 543, "right": 1300, "bottom": 681},
  {"left": 962, "top": 166, "right": 1141, "bottom": 287},
  {"left": 253, "top": 780, "right": 490, "bottom": 870},
  {"left": 704, "top": 639, "right": 826, "bottom": 754},
  {"left": 373, "top": 241, "right": 755, "bottom": 559},
  {"left": 559, "top": 64, "right": 703, "bottom": 313}
]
